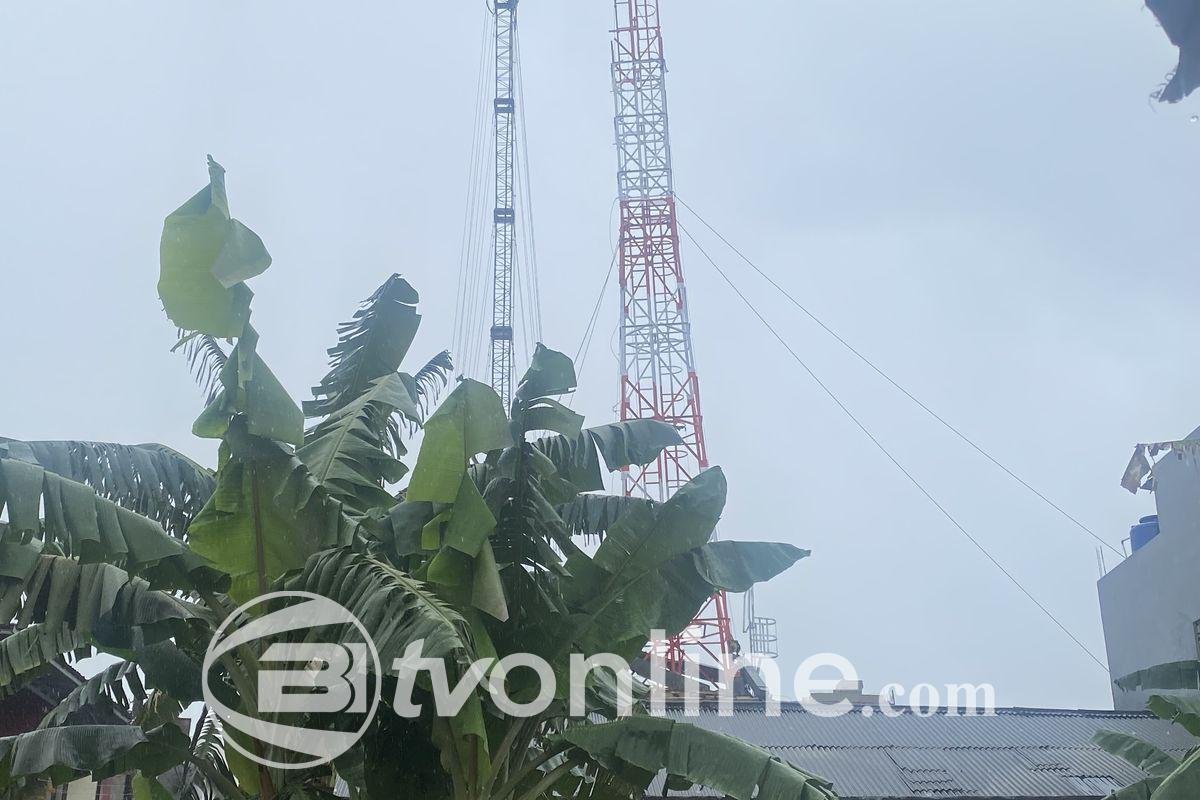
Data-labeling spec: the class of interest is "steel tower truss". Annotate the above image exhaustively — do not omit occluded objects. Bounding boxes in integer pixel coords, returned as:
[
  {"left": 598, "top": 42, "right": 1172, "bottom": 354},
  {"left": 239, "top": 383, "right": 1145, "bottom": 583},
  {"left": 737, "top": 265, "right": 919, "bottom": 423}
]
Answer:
[
  {"left": 490, "top": 0, "right": 518, "bottom": 406},
  {"left": 610, "top": 0, "right": 734, "bottom": 675}
]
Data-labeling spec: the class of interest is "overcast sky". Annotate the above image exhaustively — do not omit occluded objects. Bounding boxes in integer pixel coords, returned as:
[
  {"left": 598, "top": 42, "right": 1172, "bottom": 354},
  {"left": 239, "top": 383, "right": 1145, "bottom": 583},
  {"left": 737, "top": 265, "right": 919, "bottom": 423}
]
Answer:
[{"left": 2, "top": 1, "right": 1198, "bottom": 709}]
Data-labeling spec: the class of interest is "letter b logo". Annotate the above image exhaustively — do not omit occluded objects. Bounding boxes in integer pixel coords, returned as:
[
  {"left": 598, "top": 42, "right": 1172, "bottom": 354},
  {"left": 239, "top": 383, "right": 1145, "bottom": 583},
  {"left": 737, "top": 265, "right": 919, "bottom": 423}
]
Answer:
[{"left": 202, "top": 591, "right": 381, "bottom": 770}]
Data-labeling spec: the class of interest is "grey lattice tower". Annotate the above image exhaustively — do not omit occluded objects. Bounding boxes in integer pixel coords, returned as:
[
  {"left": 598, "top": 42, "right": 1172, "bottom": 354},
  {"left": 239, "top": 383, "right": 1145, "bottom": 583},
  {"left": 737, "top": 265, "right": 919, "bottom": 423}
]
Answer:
[
  {"left": 610, "top": 0, "right": 734, "bottom": 672},
  {"left": 489, "top": 0, "right": 518, "bottom": 406}
]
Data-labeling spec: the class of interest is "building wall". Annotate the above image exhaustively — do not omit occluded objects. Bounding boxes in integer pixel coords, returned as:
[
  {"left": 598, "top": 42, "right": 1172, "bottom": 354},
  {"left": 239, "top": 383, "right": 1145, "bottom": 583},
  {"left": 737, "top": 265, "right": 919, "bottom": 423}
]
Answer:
[
  {"left": 0, "top": 693, "right": 49, "bottom": 736},
  {"left": 1099, "top": 448, "right": 1200, "bottom": 710},
  {"left": 53, "top": 775, "right": 131, "bottom": 800}
]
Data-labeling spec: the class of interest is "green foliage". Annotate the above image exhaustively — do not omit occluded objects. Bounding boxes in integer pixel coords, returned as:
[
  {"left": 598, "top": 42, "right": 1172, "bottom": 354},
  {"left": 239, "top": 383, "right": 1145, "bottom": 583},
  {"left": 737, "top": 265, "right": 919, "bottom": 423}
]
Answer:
[
  {"left": 1152, "top": 749, "right": 1200, "bottom": 799},
  {"left": 1092, "top": 729, "right": 1179, "bottom": 777},
  {"left": 296, "top": 276, "right": 451, "bottom": 515},
  {"left": 158, "top": 156, "right": 269, "bottom": 337},
  {"left": 0, "top": 625, "right": 89, "bottom": 697},
  {"left": 0, "top": 456, "right": 225, "bottom": 591},
  {"left": 0, "top": 158, "right": 824, "bottom": 800},
  {"left": 1147, "top": 692, "right": 1200, "bottom": 739},
  {"left": 1115, "top": 661, "right": 1200, "bottom": 694},
  {"left": 0, "top": 556, "right": 198, "bottom": 649},
  {"left": 1098, "top": 660, "right": 1200, "bottom": 798},
  {"left": 305, "top": 275, "right": 423, "bottom": 418},
  {"left": 0, "top": 724, "right": 191, "bottom": 791},
  {"left": 187, "top": 419, "right": 362, "bottom": 603},
  {"left": 560, "top": 717, "right": 837, "bottom": 800},
  {"left": 532, "top": 419, "right": 682, "bottom": 494},
  {"left": 284, "top": 548, "right": 476, "bottom": 670},
  {"left": 407, "top": 379, "right": 512, "bottom": 503},
  {"left": 1103, "top": 777, "right": 1162, "bottom": 800},
  {"left": 192, "top": 326, "right": 304, "bottom": 446},
  {"left": 0, "top": 439, "right": 214, "bottom": 538},
  {"left": 37, "top": 660, "right": 146, "bottom": 730},
  {"left": 298, "top": 374, "right": 418, "bottom": 513},
  {"left": 556, "top": 493, "right": 654, "bottom": 539}
]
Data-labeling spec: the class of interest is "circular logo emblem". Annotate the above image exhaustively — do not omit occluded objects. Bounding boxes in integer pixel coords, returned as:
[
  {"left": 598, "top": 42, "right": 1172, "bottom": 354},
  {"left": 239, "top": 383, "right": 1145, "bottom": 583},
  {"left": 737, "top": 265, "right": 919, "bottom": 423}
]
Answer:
[{"left": 202, "top": 591, "right": 382, "bottom": 770}]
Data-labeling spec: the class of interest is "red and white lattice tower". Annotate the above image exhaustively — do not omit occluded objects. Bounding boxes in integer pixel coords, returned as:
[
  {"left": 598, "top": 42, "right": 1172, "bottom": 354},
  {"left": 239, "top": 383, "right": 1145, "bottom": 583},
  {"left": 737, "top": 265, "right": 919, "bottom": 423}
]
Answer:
[{"left": 610, "top": 0, "right": 735, "bottom": 676}]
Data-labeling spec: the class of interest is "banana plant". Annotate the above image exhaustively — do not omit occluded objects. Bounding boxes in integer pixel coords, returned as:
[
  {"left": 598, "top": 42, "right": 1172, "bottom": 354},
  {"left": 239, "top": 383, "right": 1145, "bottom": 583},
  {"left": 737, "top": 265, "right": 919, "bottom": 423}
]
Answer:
[
  {"left": 1093, "top": 661, "right": 1200, "bottom": 799},
  {"left": 0, "top": 158, "right": 835, "bottom": 800}
]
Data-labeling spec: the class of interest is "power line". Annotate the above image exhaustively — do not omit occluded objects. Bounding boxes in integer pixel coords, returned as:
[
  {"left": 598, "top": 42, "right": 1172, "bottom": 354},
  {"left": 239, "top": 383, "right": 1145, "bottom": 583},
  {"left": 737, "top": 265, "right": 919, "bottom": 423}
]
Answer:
[
  {"left": 458, "top": 4, "right": 499, "bottom": 382},
  {"left": 452, "top": 4, "right": 493, "bottom": 376},
  {"left": 569, "top": 241, "right": 619, "bottom": 407},
  {"left": 678, "top": 221, "right": 1110, "bottom": 675},
  {"left": 511, "top": 35, "right": 537, "bottom": 369},
  {"left": 675, "top": 194, "right": 1124, "bottom": 560},
  {"left": 514, "top": 31, "right": 543, "bottom": 344},
  {"left": 570, "top": 198, "right": 620, "bottom": 398}
]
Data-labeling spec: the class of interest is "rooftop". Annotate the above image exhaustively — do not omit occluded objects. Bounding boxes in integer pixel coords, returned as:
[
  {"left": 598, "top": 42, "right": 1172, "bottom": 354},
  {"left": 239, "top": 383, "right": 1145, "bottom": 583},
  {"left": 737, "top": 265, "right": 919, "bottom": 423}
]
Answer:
[{"left": 657, "top": 702, "right": 1196, "bottom": 799}]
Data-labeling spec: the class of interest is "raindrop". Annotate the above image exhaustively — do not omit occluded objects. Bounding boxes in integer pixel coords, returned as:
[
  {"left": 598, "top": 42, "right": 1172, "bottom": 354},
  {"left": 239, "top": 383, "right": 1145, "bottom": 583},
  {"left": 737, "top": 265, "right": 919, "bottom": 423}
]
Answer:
[{"left": 1191, "top": 115, "right": 1199, "bottom": 123}]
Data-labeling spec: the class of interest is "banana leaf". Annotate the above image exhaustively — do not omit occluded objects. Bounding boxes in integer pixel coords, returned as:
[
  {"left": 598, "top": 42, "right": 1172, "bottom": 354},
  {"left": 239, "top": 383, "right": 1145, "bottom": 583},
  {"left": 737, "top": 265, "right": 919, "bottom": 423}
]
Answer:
[{"left": 559, "top": 716, "right": 837, "bottom": 800}]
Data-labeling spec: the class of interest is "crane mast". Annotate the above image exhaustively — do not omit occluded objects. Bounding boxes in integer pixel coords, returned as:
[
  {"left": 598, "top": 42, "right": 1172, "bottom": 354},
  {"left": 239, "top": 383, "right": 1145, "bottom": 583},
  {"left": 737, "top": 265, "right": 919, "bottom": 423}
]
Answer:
[
  {"left": 610, "top": 0, "right": 735, "bottom": 675},
  {"left": 490, "top": 0, "right": 518, "bottom": 406}
]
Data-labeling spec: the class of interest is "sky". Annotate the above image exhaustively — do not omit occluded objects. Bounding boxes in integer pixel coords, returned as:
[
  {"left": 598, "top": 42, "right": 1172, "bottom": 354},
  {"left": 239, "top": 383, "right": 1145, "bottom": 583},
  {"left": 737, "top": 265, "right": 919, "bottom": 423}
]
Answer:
[{"left": 1, "top": 1, "right": 1198, "bottom": 710}]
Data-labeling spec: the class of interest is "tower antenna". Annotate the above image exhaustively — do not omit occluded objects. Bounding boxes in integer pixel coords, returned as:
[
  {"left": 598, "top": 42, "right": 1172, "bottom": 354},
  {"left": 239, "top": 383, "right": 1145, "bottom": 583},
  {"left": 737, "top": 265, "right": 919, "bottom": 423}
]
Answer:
[
  {"left": 609, "top": 0, "right": 740, "bottom": 678},
  {"left": 489, "top": 0, "right": 519, "bottom": 405}
]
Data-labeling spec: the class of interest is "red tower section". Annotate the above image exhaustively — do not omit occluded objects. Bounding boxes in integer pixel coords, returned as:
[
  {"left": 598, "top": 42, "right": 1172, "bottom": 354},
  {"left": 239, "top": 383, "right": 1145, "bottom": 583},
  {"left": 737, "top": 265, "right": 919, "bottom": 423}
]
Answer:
[{"left": 610, "top": 0, "right": 734, "bottom": 676}]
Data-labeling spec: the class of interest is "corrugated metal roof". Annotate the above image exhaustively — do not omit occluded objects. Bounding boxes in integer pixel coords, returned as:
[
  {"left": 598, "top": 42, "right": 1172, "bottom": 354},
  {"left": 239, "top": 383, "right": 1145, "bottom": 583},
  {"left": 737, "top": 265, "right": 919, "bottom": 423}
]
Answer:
[{"left": 651, "top": 703, "right": 1196, "bottom": 799}]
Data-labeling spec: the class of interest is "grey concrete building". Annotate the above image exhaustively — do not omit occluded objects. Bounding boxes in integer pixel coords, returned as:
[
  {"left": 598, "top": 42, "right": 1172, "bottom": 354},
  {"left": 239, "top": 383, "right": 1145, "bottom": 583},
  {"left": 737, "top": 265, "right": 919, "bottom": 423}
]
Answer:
[{"left": 1099, "top": 425, "right": 1200, "bottom": 711}]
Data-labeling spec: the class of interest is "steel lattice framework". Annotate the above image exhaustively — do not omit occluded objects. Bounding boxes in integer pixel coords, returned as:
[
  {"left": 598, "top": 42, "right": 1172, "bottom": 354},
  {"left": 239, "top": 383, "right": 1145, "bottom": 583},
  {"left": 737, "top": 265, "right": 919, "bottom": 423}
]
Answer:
[
  {"left": 610, "top": 0, "right": 734, "bottom": 675},
  {"left": 489, "top": 0, "right": 518, "bottom": 406}
]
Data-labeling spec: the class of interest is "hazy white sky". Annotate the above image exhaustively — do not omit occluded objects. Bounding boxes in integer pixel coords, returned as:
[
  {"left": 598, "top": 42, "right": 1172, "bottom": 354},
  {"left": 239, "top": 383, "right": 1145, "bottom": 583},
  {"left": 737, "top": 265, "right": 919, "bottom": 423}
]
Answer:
[{"left": 2, "top": 1, "right": 1197, "bottom": 709}]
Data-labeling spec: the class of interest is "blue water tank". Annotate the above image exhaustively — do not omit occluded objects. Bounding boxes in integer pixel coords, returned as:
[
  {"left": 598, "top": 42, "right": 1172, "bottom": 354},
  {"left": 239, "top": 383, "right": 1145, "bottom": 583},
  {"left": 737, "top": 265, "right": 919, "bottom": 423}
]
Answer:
[{"left": 1130, "top": 515, "right": 1160, "bottom": 552}]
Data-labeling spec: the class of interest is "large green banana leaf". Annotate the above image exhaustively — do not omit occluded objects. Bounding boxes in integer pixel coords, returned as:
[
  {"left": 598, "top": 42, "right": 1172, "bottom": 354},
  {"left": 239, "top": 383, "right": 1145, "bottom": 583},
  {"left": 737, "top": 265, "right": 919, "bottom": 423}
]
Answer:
[
  {"left": 1116, "top": 661, "right": 1200, "bottom": 693},
  {"left": 1112, "top": 778, "right": 1163, "bottom": 799},
  {"left": 589, "top": 467, "right": 726, "bottom": 592},
  {"left": 649, "top": 541, "right": 809, "bottom": 640},
  {"left": 1153, "top": 748, "right": 1200, "bottom": 799},
  {"left": 1104, "top": 663, "right": 1200, "bottom": 799},
  {"left": 0, "top": 457, "right": 224, "bottom": 592},
  {"left": 285, "top": 547, "right": 475, "bottom": 669},
  {"left": 0, "top": 724, "right": 190, "bottom": 789},
  {"left": 407, "top": 379, "right": 511, "bottom": 504},
  {"left": 513, "top": 343, "right": 682, "bottom": 488},
  {"left": 160, "top": 159, "right": 302, "bottom": 447},
  {"left": 36, "top": 660, "right": 145, "bottom": 730},
  {"left": 401, "top": 376, "right": 514, "bottom": 628},
  {"left": 188, "top": 421, "right": 359, "bottom": 602},
  {"left": 583, "top": 541, "right": 808, "bottom": 658},
  {"left": 0, "top": 556, "right": 197, "bottom": 649},
  {"left": 559, "top": 716, "right": 837, "bottom": 800},
  {"left": 557, "top": 494, "right": 656, "bottom": 539},
  {"left": 305, "top": 275, "right": 423, "bottom": 419},
  {"left": 515, "top": 343, "right": 577, "bottom": 402},
  {"left": 299, "top": 373, "right": 420, "bottom": 513},
  {"left": 1147, "top": 692, "right": 1200, "bottom": 738},
  {"left": 559, "top": 469, "right": 812, "bottom": 655},
  {"left": 159, "top": 156, "right": 269, "bottom": 337},
  {"left": 690, "top": 541, "right": 810, "bottom": 593},
  {"left": 0, "top": 439, "right": 213, "bottom": 538},
  {"left": 533, "top": 421, "right": 682, "bottom": 493},
  {"left": 299, "top": 276, "right": 451, "bottom": 514},
  {"left": 1093, "top": 729, "right": 1180, "bottom": 777},
  {"left": 0, "top": 624, "right": 88, "bottom": 695},
  {"left": 192, "top": 325, "right": 304, "bottom": 447},
  {"left": 285, "top": 548, "right": 484, "bottom": 795}
]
